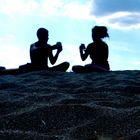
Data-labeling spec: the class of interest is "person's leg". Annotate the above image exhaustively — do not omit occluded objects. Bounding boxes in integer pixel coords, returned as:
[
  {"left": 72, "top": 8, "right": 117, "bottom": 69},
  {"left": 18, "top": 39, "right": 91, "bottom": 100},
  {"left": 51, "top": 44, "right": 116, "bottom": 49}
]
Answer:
[
  {"left": 72, "top": 65, "right": 86, "bottom": 73},
  {"left": 90, "top": 62, "right": 110, "bottom": 72},
  {"left": 49, "top": 62, "right": 70, "bottom": 72},
  {"left": 19, "top": 63, "right": 34, "bottom": 73},
  {"left": 0, "top": 68, "right": 20, "bottom": 75},
  {"left": 72, "top": 64, "right": 108, "bottom": 73},
  {"left": 89, "top": 64, "right": 109, "bottom": 72}
]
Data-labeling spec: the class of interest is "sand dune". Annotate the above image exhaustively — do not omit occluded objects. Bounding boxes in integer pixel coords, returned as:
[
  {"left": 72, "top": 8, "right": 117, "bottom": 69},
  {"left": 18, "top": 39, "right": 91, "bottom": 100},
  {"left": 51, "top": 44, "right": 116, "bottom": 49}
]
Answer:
[{"left": 0, "top": 70, "right": 140, "bottom": 140}]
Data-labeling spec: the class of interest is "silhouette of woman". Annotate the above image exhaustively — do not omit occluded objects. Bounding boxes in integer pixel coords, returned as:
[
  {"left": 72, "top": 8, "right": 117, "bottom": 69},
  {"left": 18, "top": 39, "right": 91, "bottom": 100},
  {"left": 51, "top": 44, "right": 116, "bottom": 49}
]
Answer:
[{"left": 72, "top": 26, "right": 110, "bottom": 73}]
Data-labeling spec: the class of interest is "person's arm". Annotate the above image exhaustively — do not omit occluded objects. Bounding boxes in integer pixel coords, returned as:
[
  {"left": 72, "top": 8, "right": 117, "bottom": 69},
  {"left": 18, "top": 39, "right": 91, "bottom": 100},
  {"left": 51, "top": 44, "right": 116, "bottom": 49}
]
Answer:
[
  {"left": 79, "top": 44, "right": 89, "bottom": 61},
  {"left": 49, "top": 44, "right": 62, "bottom": 65},
  {"left": 104, "top": 44, "right": 109, "bottom": 61}
]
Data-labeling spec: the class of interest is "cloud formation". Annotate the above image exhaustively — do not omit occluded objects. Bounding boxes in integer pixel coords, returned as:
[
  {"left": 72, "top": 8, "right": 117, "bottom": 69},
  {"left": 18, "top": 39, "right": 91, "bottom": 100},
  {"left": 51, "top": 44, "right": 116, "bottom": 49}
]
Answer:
[
  {"left": 0, "top": 0, "right": 38, "bottom": 16},
  {"left": 0, "top": 0, "right": 140, "bottom": 29},
  {"left": 92, "top": 0, "right": 140, "bottom": 16},
  {"left": 91, "top": 0, "right": 140, "bottom": 29},
  {"left": 0, "top": 0, "right": 92, "bottom": 19}
]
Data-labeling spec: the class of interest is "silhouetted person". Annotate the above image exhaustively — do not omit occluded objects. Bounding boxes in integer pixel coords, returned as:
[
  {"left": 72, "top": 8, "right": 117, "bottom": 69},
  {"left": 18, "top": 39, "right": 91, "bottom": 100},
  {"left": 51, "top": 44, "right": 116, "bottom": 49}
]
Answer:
[
  {"left": 26, "top": 28, "right": 69, "bottom": 72},
  {"left": 0, "top": 66, "right": 5, "bottom": 71},
  {"left": 72, "top": 26, "right": 110, "bottom": 73}
]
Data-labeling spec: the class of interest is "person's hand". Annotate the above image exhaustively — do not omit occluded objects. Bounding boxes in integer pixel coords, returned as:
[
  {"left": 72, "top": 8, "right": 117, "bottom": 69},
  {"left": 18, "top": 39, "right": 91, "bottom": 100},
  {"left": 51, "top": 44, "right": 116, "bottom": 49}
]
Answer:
[
  {"left": 56, "top": 42, "right": 62, "bottom": 52},
  {"left": 79, "top": 44, "right": 86, "bottom": 51}
]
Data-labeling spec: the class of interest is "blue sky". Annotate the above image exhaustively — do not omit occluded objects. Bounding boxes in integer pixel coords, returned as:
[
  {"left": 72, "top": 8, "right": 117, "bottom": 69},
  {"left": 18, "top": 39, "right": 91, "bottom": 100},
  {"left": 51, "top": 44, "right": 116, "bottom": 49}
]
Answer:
[{"left": 0, "top": 0, "right": 140, "bottom": 71}]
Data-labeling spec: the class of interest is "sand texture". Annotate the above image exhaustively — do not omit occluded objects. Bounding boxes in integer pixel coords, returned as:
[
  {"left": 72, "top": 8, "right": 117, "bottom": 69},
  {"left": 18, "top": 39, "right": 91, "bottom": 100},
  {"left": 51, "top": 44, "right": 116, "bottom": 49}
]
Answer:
[{"left": 0, "top": 70, "right": 140, "bottom": 140}]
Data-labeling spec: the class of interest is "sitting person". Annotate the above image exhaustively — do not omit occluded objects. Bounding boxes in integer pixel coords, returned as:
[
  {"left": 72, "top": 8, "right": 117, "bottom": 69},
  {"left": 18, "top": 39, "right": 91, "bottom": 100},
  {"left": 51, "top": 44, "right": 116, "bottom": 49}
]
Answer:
[
  {"left": 72, "top": 26, "right": 110, "bottom": 73},
  {"left": 20, "top": 28, "right": 69, "bottom": 72},
  {"left": 0, "top": 66, "right": 5, "bottom": 71}
]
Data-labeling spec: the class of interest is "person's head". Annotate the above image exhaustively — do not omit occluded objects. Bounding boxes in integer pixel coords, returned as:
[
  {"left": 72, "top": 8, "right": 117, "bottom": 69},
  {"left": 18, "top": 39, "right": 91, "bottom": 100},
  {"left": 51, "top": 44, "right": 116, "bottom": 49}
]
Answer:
[
  {"left": 92, "top": 26, "right": 109, "bottom": 41},
  {"left": 37, "top": 28, "right": 49, "bottom": 43}
]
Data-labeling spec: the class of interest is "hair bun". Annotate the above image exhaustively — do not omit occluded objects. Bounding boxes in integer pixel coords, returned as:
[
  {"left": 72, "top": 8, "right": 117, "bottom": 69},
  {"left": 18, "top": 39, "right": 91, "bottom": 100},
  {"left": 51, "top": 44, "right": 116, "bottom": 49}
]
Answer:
[{"left": 92, "top": 26, "right": 109, "bottom": 38}]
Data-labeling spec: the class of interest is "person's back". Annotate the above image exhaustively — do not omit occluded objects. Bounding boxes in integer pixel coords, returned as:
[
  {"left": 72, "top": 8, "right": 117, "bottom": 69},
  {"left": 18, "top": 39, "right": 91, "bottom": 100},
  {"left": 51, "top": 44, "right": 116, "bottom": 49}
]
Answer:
[
  {"left": 86, "top": 40, "right": 109, "bottom": 70},
  {"left": 72, "top": 25, "right": 110, "bottom": 73},
  {"left": 30, "top": 28, "right": 69, "bottom": 71},
  {"left": 30, "top": 42, "right": 50, "bottom": 69}
]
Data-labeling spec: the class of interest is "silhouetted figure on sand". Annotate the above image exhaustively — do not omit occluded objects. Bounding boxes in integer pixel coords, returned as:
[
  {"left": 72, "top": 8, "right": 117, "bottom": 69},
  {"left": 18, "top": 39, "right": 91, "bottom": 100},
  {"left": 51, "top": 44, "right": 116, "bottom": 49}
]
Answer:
[
  {"left": 72, "top": 26, "right": 110, "bottom": 73},
  {"left": 0, "top": 66, "right": 5, "bottom": 71},
  {"left": 20, "top": 28, "right": 69, "bottom": 72},
  {"left": 0, "top": 28, "right": 69, "bottom": 75}
]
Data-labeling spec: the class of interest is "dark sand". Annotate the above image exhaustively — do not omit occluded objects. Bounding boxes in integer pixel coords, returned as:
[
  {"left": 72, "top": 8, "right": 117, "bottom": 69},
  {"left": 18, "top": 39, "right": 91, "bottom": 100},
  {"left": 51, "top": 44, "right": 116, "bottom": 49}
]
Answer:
[{"left": 0, "top": 70, "right": 140, "bottom": 140}]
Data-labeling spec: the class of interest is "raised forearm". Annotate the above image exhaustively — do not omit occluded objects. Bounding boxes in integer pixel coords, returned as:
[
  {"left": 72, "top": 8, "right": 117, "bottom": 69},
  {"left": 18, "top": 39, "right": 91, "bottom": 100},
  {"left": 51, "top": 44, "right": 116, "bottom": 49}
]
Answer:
[
  {"left": 80, "top": 49, "right": 88, "bottom": 61},
  {"left": 49, "top": 50, "right": 60, "bottom": 65}
]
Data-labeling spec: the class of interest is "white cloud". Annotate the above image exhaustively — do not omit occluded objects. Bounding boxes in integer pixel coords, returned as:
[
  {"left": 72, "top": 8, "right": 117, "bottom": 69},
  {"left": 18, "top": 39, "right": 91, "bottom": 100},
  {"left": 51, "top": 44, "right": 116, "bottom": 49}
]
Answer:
[
  {"left": 0, "top": 0, "right": 94, "bottom": 20},
  {"left": 1, "top": 0, "right": 140, "bottom": 29},
  {"left": 91, "top": 0, "right": 140, "bottom": 29},
  {"left": 38, "top": 0, "right": 64, "bottom": 17},
  {"left": 92, "top": 0, "right": 140, "bottom": 16},
  {"left": 0, "top": 0, "right": 39, "bottom": 16},
  {"left": 94, "top": 12, "right": 140, "bottom": 29},
  {"left": 63, "top": 1, "right": 94, "bottom": 20},
  {"left": 36, "top": 0, "right": 94, "bottom": 20}
]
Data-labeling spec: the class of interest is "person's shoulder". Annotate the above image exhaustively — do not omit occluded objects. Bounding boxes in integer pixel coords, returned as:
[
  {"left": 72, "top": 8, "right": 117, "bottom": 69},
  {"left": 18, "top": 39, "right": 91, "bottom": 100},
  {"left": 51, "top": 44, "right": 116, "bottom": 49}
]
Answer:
[
  {"left": 87, "top": 42, "right": 95, "bottom": 50},
  {"left": 30, "top": 42, "right": 38, "bottom": 47},
  {"left": 46, "top": 44, "right": 51, "bottom": 47},
  {"left": 30, "top": 42, "right": 37, "bottom": 51},
  {"left": 101, "top": 41, "right": 108, "bottom": 47},
  {"left": 87, "top": 42, "right": 94, "bottom": 48},
  {"left": 86, "top": 42, "right": 94, "bottom": 52},
  {"left": 96, "top": 40, "right": 108, "bottom": 47},
  {"left": 30, "top": 43, "right": 35, "bottom": 47}
]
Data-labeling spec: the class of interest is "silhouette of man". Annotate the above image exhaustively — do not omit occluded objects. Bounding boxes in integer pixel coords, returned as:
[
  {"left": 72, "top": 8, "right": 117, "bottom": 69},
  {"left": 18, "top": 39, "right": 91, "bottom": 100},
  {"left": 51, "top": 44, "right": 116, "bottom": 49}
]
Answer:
[{"left": 30, "top": 28, "right": 69, "bottom": 71}]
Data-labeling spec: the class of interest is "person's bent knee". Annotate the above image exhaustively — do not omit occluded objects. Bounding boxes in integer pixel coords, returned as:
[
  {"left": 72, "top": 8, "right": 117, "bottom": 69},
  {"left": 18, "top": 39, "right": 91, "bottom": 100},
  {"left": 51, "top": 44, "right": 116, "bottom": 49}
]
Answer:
[
  {"left": 72, "top": 65, "right": 85, "bottom": 73},
  {"left": 63, "top": 62, "right": 70, "bottom": 67},
  {"left": 64, "top": 62, "right": 70, "bottom": 70}
]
